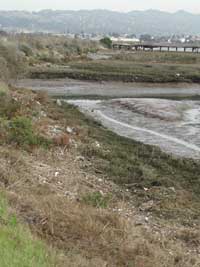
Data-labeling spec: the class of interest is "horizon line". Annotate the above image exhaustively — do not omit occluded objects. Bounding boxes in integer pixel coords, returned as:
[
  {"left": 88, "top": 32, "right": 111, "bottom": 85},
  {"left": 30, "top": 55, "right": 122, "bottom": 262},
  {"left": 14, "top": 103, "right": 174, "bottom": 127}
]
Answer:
[{"left": 0, "top": 8, "right": 199, "bottom": 15}]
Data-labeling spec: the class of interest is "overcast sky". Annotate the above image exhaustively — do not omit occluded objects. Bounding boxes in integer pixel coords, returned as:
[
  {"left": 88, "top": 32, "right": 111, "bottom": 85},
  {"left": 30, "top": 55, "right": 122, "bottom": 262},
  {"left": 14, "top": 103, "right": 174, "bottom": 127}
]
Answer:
[{"left": 0, "top": 0, "right": 199, "bottom": 14}]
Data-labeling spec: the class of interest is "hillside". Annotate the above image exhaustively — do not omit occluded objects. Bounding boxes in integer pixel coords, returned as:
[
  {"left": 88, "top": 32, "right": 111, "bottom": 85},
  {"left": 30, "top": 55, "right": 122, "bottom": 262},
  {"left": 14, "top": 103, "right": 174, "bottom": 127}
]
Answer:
[
  {"left": 0, "top": 83, "right": 200, "bottom": 266},
  {"left": 0, "top": 9, "right": 200, "bottom": 35}
]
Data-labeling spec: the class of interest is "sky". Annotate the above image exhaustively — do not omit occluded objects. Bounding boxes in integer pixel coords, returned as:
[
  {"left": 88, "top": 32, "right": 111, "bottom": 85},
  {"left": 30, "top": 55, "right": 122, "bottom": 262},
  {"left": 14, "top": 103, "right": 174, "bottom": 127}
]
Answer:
[{"left": 0, "top": 0, "right": 199, "bottom": 14}]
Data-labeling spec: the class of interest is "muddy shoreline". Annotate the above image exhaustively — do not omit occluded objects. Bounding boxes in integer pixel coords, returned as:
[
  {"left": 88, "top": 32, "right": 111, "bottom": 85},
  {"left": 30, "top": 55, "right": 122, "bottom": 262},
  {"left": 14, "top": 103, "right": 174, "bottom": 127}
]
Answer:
[
  {"left": 15, "top": 78, "right": 200, "bottom": 98},
  {"left": 14, "top": 78, "right": 200, "bottom": 159}
]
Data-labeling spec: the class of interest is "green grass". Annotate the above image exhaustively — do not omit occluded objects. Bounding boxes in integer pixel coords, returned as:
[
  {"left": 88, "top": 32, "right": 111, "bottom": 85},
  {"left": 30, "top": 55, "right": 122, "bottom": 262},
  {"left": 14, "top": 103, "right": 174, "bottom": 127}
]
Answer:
[
  {"left": 82, "top": 192, "right": 112, "bottom": 208},
  {"left": 0, "top": 194, "right": 56, "bottom": 267},
  {"left": 0, "top": 82, "right": 9, "bottom": 94},
  {"left": 9, "top": 116, "right": 51, "bottom": 149}
]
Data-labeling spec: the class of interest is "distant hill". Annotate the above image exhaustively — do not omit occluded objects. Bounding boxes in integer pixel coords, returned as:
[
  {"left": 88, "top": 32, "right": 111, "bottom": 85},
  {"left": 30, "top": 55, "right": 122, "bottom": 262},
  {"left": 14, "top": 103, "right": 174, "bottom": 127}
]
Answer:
[{"left": 0, "top": 9, "right": 200, "bottom": 35}]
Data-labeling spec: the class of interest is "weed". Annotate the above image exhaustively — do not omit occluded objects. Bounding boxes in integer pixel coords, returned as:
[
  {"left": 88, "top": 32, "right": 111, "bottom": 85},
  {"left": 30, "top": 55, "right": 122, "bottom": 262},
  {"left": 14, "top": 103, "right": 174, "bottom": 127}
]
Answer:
[
  {"left": 0, "top": 94, "right": 20, "bottom": 119},
  {"left": 0, "top": 193, "right": 57, "bottom": 267},
  {"left": 9, "top": 116, "right": 51, "bottom": 149},
  {"left": 82, "top": 191, "right": 112, "bottom": 208}
]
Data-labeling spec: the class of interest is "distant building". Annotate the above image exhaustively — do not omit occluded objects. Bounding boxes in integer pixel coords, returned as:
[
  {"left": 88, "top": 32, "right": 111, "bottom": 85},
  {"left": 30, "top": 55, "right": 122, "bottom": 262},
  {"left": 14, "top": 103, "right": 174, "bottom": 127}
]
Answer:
[{"left": 110, "top": 37, "right": 140, "bottom": 43}]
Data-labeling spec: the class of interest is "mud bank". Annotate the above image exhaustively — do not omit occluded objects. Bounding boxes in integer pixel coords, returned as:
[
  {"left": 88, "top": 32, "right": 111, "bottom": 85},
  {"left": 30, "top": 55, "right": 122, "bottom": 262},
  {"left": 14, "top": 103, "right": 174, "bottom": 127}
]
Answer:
[
  {"left": 67, "top": 98, "right": 200, "bottom": 159},
  {"left": 15, "top": 79, "right": 200, "bottom": 98}
]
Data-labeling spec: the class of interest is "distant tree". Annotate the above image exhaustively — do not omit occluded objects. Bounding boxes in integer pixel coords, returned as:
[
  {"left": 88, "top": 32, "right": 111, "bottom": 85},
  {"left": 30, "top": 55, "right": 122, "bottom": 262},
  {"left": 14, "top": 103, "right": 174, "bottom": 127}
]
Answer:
[
  {"left": 0, "top": 30, "right": 7, "bottom": 36},
  {"left": 111, "top": 32, "right": 120, "bottom": 38},
  {"left": 100, "top": 37, "right": 112, "bottom": 48},
  {"left": 126, "top": 34, "right": 137, "bottom": 38},
  {"left": 140, "top": 34, "right": 152, "bottom": 42}
]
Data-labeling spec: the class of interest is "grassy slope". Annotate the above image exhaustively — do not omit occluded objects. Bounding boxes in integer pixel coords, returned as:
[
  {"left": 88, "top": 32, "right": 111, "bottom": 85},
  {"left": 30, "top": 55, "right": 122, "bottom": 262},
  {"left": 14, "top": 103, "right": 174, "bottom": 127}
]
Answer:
[
  {"left": 62, "top": 103, "right": 200, "bottom": 224},
  {"left": 0, "top": 87, "right": 58, "bottom": 267},
  {"left": 0, "top": 86, "right": 200, "bottom": 266},
  {"left": 0, "top": 194, "right": 56, "bottom": 267},
  {"left": 29, "top": 51, "right": 200, "bottom": 83}
]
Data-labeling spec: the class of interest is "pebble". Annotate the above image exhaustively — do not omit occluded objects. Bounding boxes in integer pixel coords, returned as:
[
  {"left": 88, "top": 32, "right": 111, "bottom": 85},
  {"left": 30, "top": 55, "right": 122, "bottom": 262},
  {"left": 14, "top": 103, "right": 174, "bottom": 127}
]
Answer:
[{"left": 66, "top": 126, "right": 73, "bottom": 134}]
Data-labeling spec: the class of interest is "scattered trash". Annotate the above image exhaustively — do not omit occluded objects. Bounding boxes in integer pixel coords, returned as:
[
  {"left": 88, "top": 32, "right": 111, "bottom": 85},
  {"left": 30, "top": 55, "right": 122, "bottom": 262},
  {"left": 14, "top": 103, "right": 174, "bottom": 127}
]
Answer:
[
  {"left": 66, "top": 126, "right": 73, "bottom": 134},
  {"left": 95, "top": 141, "right": 100, "bottom": 148},
  {"left": 55, "top": 172, "right": 59, "bottom": 177},
  {"left": 169, "top": 187, "right": 176, "bottom": 193},
  {"left": 56, "top": 99, "right": 62, "bottom": 106},
  {"left": 40, "top": 111, "right": 47, "bottom": 117}
]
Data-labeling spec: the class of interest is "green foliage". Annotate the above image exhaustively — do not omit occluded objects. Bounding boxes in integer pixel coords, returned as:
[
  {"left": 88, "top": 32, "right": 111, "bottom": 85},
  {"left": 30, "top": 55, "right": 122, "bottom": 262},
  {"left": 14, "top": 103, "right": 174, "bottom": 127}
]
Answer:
[
  {"left": 9, "top": 116, "right": 51, "bottom": 148},
  {"left": 0, "top": 82, "right": 9, "bottom": 94},
  {"left": 82, "top": 191, "right": 112, "bottom": 208},
  {"left": 0, "top": 194, "right": 56, "bottom": 267},
  {"left": 9, "top": 116, "right": 37, "bottom": 146},
  {"left": 100, "top": 37, "right": 112, "bottom": 48}
]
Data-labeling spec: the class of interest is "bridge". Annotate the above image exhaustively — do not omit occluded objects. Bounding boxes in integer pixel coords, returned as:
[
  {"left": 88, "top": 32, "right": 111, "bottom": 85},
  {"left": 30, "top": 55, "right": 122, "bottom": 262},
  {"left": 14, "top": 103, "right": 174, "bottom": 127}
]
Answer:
[{"left": 112, "top": 42, "right": 200, "bottom": 53}]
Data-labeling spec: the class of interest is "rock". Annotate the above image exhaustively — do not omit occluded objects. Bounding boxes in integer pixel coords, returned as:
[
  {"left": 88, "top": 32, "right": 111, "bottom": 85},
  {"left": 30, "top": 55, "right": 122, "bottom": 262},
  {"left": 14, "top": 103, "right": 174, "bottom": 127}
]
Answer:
[
  {"left": 40, "top": 111, "right": 47, "bottom": 117},
  {"left": 56, "top": 99, "right": 62, "bottom": 106},
  {"left": 76, "top": 156, "right": 85, "bottom": 161},
  {"left": 55, "top": 172, "right": 59, "bottom": 177},
  {"left": 139, "top": 200, "right": 154, "bottom": 212},
  {"left": 169, "top": 187, "right": 176, "bottom": 193},
  {"left": 95, "top": 141, "right": 100, "bottom": 148},
  {"left": 66, "top": 126, "right": 73, "bottom": 134},
  {"left": 134, "top": 216, "right": 149, "bottom": 226}
]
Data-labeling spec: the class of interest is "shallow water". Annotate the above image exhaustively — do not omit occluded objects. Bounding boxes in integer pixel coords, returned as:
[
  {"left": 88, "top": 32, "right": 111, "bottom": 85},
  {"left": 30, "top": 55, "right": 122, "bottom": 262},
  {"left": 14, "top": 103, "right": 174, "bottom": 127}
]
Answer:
[
  {"left": 15, "top": 78, "right": 200, "bottom": 159},
  {"left": 15, "top": 79, "right": 200, "bottom": 98},
  {"left": 67, "top": 98, "right": 200, "bottom": 159}
]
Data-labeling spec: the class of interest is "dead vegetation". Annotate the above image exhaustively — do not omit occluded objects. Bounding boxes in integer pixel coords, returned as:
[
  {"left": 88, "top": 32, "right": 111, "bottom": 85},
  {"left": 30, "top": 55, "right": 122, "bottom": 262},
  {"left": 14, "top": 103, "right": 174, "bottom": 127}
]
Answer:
[{"left": 0, "top": 87, "right": 200, "bottom": 266}]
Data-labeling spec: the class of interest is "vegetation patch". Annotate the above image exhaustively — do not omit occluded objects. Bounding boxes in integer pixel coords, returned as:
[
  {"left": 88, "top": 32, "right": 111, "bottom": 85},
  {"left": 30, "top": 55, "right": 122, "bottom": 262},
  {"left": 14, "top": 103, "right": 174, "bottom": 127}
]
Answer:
[
  {"left": 61, "top": 103, "right": 200, "bottom": 224},
  {"left": 82, "top": 191, "right": 112, "bottom": 208},
  {"left": 0, "top": 193, "right": 56, "bottom": 267},
  {"left": 8, "top": 116, "right": 51, "bottom": 149},
  {"left": 29, "top": 49, "right": 200, "bottom": 83}
]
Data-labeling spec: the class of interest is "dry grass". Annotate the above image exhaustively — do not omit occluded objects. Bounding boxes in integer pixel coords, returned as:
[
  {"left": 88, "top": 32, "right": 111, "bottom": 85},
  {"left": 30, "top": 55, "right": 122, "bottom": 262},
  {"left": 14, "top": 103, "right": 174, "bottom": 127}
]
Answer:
[
  {"left": 7, "top": 191, "right": 200, "bottom": 267},
  {"left": 0, "top": 87, "right": 200, "bottom": 266}
]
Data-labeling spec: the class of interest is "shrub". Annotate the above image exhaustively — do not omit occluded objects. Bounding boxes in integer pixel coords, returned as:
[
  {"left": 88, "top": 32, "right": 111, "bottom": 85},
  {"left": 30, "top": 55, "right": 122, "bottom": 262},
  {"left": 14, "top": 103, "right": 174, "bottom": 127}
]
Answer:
[
  {"left": 0, "top": 57, "right": 9, "bottom": 81},
  {"left": 0, "top": 82, "right": 9, "bottom": 95},
  {"left": 0, "top": 94, "right": 20, "bottom": 119},
  {"left": 0, "top": 42, "right": 27, "bottom": 80},
  {"left": 9, "top": 116, "right": 51, "bottom": 148},
  {"left": 100, "top": 37, "right": 112, "bottom": 49},
  {"left": 82, "top": 191, "right": 112, "bottom": 208}
]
